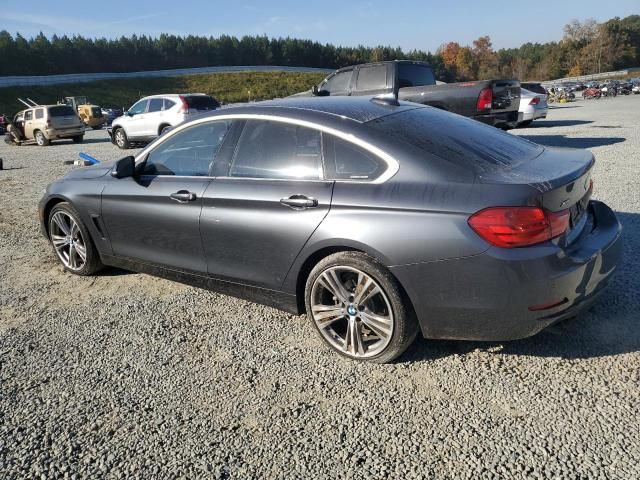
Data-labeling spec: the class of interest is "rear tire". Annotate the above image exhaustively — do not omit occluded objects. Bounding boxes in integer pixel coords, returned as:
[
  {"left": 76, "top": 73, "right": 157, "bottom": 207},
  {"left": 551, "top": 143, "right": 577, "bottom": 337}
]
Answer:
[
  {"left": 114, "top": 127, "right": 130, "bottom": 149},
  {"left": 35, "top": 130, "right": 50, "bottom": 146},
  {"left": 305, "top": 251, "right": 418, "bottom": 363},
  {"left": 519, "top": 120, "right": 533, "bottom": 127},
  {"left": 160, "top": 124, "right": 172, "bottom": 135},
  {"left": 48, "top": 202, "right": 103, "bottom": 276}
]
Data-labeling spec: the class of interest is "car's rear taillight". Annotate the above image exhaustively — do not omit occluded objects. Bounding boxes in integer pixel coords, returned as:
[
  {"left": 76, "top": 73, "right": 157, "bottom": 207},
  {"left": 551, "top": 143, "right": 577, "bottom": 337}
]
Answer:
[
  {"left": 468, "top": 206, "right": 570, "bottom": 248},
  {"left": 476, "top": 87, "right": 493, "bottom": 111},
  {"left": 177, "top": 96, "right": 189, "bottom": 114},
  {"left": 529, "top": 97, "right": 540, "bottom": 105}
]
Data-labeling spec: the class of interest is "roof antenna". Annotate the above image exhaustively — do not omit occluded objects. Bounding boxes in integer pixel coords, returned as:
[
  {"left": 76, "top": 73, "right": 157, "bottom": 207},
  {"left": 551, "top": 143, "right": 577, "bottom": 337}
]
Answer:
[{"left": 371, "top": 92, "right": 400, "bottom": 106}]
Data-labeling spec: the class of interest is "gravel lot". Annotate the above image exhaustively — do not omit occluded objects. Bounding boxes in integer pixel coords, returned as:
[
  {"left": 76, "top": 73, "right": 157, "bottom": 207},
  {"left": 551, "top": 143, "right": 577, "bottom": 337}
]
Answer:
[{"left": 0, "top": 97, "right": 639, "bottom": 479}]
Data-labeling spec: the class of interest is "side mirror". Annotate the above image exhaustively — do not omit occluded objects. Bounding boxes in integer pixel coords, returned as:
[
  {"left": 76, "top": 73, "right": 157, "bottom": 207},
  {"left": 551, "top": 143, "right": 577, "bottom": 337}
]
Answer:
[
  {"left": 311, "top": 85, "right": 319, "bottom": 96},
  {"left": 125, "top": 111, "right": 133, "bottom": 117},
  {"left": 111, "top": 156, "right": 135, "bottom": 179}
]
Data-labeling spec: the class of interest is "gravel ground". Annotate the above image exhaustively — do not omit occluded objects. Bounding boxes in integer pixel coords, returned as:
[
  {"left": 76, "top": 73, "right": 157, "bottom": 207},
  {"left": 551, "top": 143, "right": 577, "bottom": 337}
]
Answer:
[{"left": 0, "top": 97, "right": 639, "bottom": 479}]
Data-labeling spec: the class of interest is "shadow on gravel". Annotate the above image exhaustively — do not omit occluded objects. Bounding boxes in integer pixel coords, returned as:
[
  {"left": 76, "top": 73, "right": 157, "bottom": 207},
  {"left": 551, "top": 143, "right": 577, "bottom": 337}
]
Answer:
[
  {"left": 548, "top": 105, "right": 582, "bottom": 109},
  {"left": 521, "top": 135, "right": 625, "bottom": 149},
  {"left": 401, "top": 211, "right": 639, "bottom": 362},
  {"left": 530, "top": 119, "right": 593, "bottom": 127}
]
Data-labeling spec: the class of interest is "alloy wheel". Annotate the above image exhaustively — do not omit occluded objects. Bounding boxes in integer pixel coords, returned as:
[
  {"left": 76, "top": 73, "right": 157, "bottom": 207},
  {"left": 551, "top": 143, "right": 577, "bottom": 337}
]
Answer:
[
  {"left": 49, "top": 211, "right": 87, "bottom": 271},
  {"left": 115, "top": 130, "right": 125, "bottom": 147},
  {"left": 310, "top": 266, "right": 394, "bottom": 359}
]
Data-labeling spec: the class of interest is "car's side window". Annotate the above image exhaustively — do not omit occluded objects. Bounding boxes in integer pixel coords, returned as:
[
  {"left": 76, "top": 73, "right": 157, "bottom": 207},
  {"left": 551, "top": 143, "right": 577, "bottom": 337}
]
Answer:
[
  {"left": 323, "top": 135, "right": 385, "bottom": 181},
  {"left": 128, "top": 100, "right": 148, "bottom": 115},
  {"left": 24, "top": 110, "right": 33, "bottom": 121},
  {"left": 35, "top": 109, "right": 44, "bottom": 119},
  {"left": 355, "top": 65, "right": 388, "bottom": 92},
  {"left": 320, "top": 71, "right": 353, "bottom": 95},
  {"left": 142, "top": 120, "right": 233, "bottom": 177},
  {"left": 163, "top": 99, "right": 175, "bottom": 110},
  {"left": 230, "top": 120, "right": 322, "bottom": 180},
  {"left": 148, "top": 98, "right": 163, "bottom": 113}
]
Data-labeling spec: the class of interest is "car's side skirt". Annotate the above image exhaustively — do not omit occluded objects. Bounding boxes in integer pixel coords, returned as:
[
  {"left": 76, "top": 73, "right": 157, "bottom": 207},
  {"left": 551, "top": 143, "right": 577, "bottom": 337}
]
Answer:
[{"left": 100, "top": 254, "right": 301, "bottom": 315}]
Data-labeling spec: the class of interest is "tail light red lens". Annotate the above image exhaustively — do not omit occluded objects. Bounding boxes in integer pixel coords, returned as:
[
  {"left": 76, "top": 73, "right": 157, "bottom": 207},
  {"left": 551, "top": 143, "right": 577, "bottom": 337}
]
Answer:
[
  {"left": 529, "top": 97, "right": 540, "bottom": 105},
  {"left": 468, "top": 207, "right": 570, "bottom": 248},
  {"left": 476, "top": 87, "right": 493, "bottom": 111},
  {"left": 177, "top": 95, "right": 189, "bottom": 113}
]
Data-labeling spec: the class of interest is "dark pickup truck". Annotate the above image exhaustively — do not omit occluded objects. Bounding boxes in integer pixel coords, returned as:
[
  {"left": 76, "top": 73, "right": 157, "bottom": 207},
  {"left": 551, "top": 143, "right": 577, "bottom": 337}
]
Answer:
[{"left": 295, "top": 60, "right": 521, "bottom": 129}]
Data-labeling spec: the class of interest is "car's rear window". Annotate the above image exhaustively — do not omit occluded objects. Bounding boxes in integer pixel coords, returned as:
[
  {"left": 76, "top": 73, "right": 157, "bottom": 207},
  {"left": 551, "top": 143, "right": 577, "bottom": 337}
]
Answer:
[
  {"left": 184, "top": 95, "right": 220, "bottom": 111},
  {"left": 48, "top": 106, "right": 76, "bottom": 117},
  {"left": 367, "top": 107, "right": 544, "bottom": 171},
  {"left": 522, "top": 83, "right": 547, "bottom": 95}
]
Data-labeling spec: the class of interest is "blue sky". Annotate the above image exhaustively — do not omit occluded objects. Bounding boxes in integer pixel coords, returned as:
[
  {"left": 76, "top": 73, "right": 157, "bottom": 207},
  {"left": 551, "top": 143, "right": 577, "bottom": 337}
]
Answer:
[{"left": 1, "top": 0, "right": 638, "bottom": 52}]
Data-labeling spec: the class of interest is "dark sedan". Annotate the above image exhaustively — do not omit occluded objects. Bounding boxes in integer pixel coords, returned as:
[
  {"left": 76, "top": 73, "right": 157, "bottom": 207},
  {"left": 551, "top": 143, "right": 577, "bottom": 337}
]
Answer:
[{"left": 39, "top": 97, "right": 622, "bottom": 362}]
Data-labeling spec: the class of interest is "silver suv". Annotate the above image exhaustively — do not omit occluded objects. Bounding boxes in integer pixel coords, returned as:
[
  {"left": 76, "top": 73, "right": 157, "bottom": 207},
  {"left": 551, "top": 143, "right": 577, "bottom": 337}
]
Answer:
[{"left": 107, "top": 93, "right": 220, "bottom": 149}]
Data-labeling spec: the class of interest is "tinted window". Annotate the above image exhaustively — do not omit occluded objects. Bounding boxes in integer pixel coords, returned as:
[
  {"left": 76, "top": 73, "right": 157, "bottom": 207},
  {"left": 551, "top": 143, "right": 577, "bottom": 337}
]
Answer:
[
  {"left": 148, "top": 98, "right": 164, "bottom": 112},
  {"left": 48, "top": 106, "right": 76, "bottom": 117},
  {"left": 321, "top": 71, "right": 352, "bottom": 94},
  {"left": 368, "top": 108, "right": 544, "bottom": 171},
  {"left": 128, "top": 100, "right": 147, "bottom": 115},
  {"left": 398, "top": 64, "right": 435, "bottom": 88},
  {"left": 324, "top": 136, "right": 384, "bottom": 181},
  {"left": 356, "top": 65, "right": 387, "bottom": 91},
  {"left": 522, "top": 83, "right": 547, "bottom": 95},
  {"left": 143, "top": 121, "right": 232, "bottom": 176},
  {"left": 163, "top": 99, "right": 176, "bottom": 110},
  {"left": 184, "top": 95, "right": 219, "bottom": 111},
  {"left": 24, "top": 110, "right": 33, "bottom": 121},
  {"left": 230, "top": 121, "right": 322, "bottom": 180},
  {"left": 35, "top": 108, "right": 44, "bottom": 119}
]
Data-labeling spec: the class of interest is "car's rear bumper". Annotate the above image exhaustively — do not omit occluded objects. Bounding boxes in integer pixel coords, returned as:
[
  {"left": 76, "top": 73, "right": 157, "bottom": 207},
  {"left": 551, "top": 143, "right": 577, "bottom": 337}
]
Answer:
[
  {"left": 46, "top": 127, "right": 85, "bottom": 139},
  {"left": 473, "top": 110, "right": 519, "bottom": 129},
  {"left": 390, "top": 200, "right": 622, "bottom": 341}
]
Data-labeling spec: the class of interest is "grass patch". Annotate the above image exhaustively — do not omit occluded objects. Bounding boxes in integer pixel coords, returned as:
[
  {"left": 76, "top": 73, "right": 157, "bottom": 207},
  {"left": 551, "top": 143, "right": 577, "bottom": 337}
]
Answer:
[{"left": 0, "top": 71, "right": 326, "bottom": 115}]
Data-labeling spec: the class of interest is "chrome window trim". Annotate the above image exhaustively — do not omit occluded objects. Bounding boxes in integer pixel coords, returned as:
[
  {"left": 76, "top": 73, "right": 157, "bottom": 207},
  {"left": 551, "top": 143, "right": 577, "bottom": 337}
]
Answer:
[{"left": 135, "top": 114, "right": 400, "bottom": 184}]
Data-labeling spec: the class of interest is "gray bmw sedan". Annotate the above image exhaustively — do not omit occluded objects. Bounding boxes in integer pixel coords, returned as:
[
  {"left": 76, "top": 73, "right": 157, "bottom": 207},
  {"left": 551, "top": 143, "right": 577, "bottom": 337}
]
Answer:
[{"left": 39, "top": 97, "right": 622, "bottom": 362}]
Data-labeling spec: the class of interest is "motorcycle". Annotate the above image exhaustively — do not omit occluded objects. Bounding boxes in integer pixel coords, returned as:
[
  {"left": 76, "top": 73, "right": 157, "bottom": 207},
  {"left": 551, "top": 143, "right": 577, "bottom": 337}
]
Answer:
[{"left": 582, "top": 87, "right": 602, "bottom": 99}]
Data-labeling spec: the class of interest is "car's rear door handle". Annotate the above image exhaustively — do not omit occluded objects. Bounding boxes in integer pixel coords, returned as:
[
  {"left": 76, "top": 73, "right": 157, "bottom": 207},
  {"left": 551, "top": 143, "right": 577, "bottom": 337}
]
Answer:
[
  {"left": 280, "top": 195, "right": 318, "bottom": 209},
  {"left": 170, "top": 190, "right": 197, "bottom": 202}
]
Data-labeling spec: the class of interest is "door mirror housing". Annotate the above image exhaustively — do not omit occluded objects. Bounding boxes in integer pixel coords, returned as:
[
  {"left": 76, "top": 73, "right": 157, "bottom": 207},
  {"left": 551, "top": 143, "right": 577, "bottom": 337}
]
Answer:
[
  {"left": 111, "top": 156, "right": 135, "bottom": 179},
  {"left": 311, "top": 85, "right": 319, "bottom": 96},
  {"left": 125, "top": 110, "right": 134, "bottom": 117}
]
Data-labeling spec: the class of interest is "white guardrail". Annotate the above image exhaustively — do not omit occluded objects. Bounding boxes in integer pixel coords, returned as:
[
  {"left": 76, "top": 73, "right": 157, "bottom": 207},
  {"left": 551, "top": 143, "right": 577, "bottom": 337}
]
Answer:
[
  {"left": 0, "top": 65, "right": 334, "bottom": 88},
  {"left": 541, "top": 67, "right": 640, "bottom": 86}
]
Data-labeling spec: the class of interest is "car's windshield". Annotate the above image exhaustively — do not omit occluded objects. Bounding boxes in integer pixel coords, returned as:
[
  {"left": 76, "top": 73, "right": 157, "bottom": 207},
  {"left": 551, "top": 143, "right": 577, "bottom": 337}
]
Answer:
[
  {"left": 184, "top": 95, "right": 220, "bottom": 110},
  {"left": 48, "top": 106, "right": 76, "bottom": 117},
  {"left": 367, "top": 107, "right": 543, "bottom": 172}
]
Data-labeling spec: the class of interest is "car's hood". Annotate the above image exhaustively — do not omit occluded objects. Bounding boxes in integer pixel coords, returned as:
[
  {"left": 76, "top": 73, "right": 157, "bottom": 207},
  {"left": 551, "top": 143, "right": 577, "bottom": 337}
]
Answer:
[{"left": 63, "top": 160, "right": 115, "bottom": 179}]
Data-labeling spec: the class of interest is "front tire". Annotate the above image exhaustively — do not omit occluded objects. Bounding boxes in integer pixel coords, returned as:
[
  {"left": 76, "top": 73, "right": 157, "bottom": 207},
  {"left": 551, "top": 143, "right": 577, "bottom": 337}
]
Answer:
[
  {"left": 35, "top": 130, "right": 50, "bottom": 146},
  {"left": 113, "top": 127, "right": 130, "bottom": 149},
  {"left": 305, "top": 252, "right": 418, "bottom": 363},
  {"left": 48, "top": 202, "right": 103, "bottom": 276}
]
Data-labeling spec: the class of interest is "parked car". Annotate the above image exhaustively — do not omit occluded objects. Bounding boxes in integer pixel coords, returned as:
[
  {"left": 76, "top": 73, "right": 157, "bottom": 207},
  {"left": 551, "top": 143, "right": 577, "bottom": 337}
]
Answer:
[
  {"left": 7, "top": 105, "right": 84, "bottom": 146},
  {"left": 293, "top": 60, "right": 521, "bottom": 129},
  {"left": 107, "top": 93, "right": 220, "bottom": 149},
  {"left": 39, "top": 97, "right": 622, "bottom": 362},
  {"left": 101, "top": 107, "right": 124, "bottom": 126},
  {"left": 517, "top": 88, "right": 548, "bottom": 126},
  {"left": 633, "top": 84, "right": 640, "bottom": 95}
]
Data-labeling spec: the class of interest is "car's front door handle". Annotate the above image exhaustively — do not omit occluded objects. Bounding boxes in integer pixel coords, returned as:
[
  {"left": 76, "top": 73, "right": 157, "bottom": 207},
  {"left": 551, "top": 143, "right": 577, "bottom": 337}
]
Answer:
[
  {"left": 170, "top": 190, "right": 197, "bottom": 203},
  {"left": 280, "top": 195, "right": 318, "bottom": 209}
]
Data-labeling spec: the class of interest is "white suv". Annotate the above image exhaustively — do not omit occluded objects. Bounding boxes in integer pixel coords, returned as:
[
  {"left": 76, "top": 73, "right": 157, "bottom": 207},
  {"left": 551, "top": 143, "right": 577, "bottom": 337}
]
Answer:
[{"left": 108, "top": 93, "right": 220, "bottom": 149}]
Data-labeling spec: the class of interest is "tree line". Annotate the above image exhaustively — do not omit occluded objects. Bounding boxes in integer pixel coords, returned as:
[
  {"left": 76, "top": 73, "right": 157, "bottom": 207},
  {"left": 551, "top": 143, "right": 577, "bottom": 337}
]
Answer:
[{"left": 0, "top": 15, "right": 637, "bottom": 81}]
